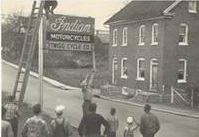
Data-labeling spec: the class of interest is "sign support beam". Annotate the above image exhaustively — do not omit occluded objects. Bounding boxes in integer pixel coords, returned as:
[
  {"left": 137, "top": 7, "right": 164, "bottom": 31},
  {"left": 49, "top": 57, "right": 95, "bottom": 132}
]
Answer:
[
  {"left": 38, "top": 15, "right": 45, "bottom": 108},
  {"left": 92, "top": 43, "right": 96, "bottom": 70}
]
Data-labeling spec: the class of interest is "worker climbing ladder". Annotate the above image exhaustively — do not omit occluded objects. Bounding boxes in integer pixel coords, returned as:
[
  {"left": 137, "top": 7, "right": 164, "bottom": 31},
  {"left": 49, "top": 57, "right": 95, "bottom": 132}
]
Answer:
[{"left": 13, "top": 1, "right": 45, "bottom": 107}]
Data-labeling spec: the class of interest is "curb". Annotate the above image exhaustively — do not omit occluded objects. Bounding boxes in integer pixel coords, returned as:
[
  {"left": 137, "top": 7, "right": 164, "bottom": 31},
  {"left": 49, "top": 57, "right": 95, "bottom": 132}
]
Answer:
[
  {"left": 3, "top": 60, "right": 199, "bottom": 119},
  {"left": 98, "top": 95, "right": 199, "bottom": 119}
]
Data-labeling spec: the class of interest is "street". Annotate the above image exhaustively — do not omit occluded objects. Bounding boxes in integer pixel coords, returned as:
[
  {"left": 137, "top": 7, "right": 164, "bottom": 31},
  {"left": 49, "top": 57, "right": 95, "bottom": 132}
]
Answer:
[{"left": 2, "top": 62, "right": 199, "bottom": 137}]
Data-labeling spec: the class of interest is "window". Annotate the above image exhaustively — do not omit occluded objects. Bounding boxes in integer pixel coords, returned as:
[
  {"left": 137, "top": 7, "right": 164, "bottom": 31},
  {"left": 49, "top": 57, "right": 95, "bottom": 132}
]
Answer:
[
  {"left": 139, "top": 25, "right": 145, "bottom": 45},
  {"left": 122, "top": 27, "right": 127, "bottom": 46},
  {"left": 179, "top": 24, "right": 188, "bottom": 45},
  {"left": 189, "top": 1, "right": 197, "bottom": 13},
  {"left": 122, "top": 87, "right": 128, "bottom": 95},
  {"left": 151, "top": 23, "right": 158, "bottom": 45},
  {"left": 113, "top": 29, "right": 118, "bottom": 46},
  {"left": 178, "top": 59, "right": 187, "bottom": 83},
  {"left": 121, "top": 58, "right": 128, "bottom": 78},
  {"left": 136, "top": 58, "right": 145, "bottom": 81}
]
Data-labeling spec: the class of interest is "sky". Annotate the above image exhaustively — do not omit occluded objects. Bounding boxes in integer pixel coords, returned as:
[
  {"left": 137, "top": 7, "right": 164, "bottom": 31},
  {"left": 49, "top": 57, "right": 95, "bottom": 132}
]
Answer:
[{"left": 1, "top": 0, "right": 129, "bottom": 30}]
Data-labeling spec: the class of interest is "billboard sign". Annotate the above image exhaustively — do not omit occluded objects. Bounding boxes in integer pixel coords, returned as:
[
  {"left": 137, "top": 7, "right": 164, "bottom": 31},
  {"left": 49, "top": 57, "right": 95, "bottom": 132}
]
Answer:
[{"left": 46, "top": 14, "right": 95, "bottom": 51}]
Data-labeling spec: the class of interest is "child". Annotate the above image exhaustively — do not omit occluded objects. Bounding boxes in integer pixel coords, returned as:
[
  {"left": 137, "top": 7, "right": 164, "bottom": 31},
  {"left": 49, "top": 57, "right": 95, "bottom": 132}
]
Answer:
[
  {"left": 50, "top": 105, "right": 71, "bottom": 137},
  {"left": 124, "top": 117, "right": 139, "bottom": 137}
]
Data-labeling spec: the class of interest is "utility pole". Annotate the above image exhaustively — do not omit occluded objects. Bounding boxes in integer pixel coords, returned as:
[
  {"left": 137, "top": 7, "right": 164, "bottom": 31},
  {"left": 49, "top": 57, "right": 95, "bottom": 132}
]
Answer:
[{"left": 38, "top": 15, "right": 45, "bottom": 108}]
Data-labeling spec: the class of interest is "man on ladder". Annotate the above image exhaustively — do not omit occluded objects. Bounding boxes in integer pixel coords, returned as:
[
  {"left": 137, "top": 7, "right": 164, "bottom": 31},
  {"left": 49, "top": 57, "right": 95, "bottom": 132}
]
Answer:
[
  {"left": 13, "top": 0, "right": 60, "bottom": 106},
  {"left": 44, "top": 0, "right": 58, "bottom": 14}
]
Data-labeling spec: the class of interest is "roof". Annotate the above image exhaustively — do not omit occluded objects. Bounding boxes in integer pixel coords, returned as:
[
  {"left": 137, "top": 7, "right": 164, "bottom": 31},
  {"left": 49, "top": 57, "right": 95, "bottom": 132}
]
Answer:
[{"left": 104, "top": 0, "right": 177, "bottom": 25}]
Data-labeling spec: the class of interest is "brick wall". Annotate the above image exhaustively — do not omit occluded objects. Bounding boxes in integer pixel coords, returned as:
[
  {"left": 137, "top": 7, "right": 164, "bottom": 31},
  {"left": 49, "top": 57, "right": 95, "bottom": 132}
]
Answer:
[
  {"left": 163, "top": 1, "right": 199, "bottom": 92},
  {"left": 108, "top": 1, "right": 199, "bottom": 94}
]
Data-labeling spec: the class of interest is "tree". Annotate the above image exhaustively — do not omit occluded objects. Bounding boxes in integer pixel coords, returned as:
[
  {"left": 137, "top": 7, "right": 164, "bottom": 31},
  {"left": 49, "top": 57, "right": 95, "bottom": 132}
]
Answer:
[{"left": 2, "top": 11, "right": 25, "bottom": 60}]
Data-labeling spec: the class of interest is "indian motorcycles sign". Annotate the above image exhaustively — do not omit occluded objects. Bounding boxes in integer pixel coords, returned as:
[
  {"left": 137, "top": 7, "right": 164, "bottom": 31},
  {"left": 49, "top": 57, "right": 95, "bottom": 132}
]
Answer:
[{"left": 46, "top": 14, "right": 95, "bottom": 51}]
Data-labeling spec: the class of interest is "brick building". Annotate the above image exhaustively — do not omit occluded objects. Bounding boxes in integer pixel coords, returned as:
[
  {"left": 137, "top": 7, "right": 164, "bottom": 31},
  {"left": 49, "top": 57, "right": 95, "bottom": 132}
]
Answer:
[{"left": 104, "top": 1, "right": 199, "bottom": 94}]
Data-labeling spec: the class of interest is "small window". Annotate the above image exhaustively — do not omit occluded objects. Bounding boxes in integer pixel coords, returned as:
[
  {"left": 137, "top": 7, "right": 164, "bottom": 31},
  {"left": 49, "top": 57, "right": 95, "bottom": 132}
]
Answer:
[
  {"left": 113, "top": 29, "right": 118, "bottom": 46},
  {"left": 151, "top": 23, "right": 158, "bottom": 45},
  {"left": 136, "top": 58, "right": 145, "bottom": 81},
  {"left": 121, "top": 58, "right": 128, "bottom": 78},
  {"left": 122, "top": 27, "right": 127, "bottom": 46},
  {"left": 139, "top": 25, "right": 145, "bottom": 45},
  {"left": 189, "top": 1, "right": 197, "bottom": 13},
  {"left": 177, "top": 59, "right": 187, "bottom": 83},
  {"left": 179, "top": 24, "right": 188, "bottom": 45}
]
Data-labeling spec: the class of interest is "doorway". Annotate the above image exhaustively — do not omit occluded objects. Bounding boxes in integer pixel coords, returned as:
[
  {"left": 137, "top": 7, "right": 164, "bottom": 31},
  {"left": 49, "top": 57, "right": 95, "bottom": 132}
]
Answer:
[
  {"left": 150, "top": 59, "right": 158, "bottom": 91},
  {"left": 112, "top": 57, "right": 118, "bottom": 84}
]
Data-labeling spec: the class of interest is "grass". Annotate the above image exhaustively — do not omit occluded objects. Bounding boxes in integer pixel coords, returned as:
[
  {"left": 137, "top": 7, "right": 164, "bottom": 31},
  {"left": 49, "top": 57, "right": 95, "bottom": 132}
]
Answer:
[{"left": 52, "top": 67, "right": 111, "bottom": 88}]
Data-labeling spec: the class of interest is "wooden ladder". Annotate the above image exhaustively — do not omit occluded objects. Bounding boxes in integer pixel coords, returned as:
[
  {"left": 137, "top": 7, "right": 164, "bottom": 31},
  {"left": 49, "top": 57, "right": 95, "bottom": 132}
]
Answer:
[{"left": 13, "top": 1, "right": 45, "bottom": 107}]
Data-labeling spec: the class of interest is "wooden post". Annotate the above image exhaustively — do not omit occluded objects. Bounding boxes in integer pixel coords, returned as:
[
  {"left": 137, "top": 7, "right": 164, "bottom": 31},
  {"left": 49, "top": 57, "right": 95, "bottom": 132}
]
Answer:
[
  {"left": 160, "top": 85, "right": 165, "bottom": 102},
  {"left": 38, "top": 15, "right": 45, "bottom": 108},
  {"left": 92, "top": 43, "right": 96, "bottom": 70},
  {"left": 191, "top": 88, "right": 194, "bottom": 108},
  {"left": 171, "top": 86, "right": 174, "bottom": 104}
]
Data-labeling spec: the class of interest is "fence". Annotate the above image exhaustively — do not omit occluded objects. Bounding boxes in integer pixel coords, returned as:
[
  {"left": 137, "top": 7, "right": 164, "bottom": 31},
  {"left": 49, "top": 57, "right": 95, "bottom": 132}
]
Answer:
[{"left": 170, "top": 86, "right": 199, "bottom": 108}]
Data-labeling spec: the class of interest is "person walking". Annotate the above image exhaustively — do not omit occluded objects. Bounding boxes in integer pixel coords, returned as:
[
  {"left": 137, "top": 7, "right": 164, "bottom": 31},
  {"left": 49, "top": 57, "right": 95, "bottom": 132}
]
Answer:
[
  {"left": 2, "top": 106, "right": 14, "bottom": 137},
  {"left": 22, "top": 104, "right": 49, "bottom": 137},
  {"left": 140, "top": 104, "right": 160, "bottom": 137},
  {"left": 4, "top": 95, "right": 19, "bottom": 137},
  {"left": 78, "top": 102, "right": 110, "bottom": 137},
  {"left": 50, "top": 105, "right": 71, "bottom": 137},
  {"left": 124, "top": 116, "right": 139, "bottom": 137},
  {"left": 106, "top": 108, "right": 119, "bottom": 137}
]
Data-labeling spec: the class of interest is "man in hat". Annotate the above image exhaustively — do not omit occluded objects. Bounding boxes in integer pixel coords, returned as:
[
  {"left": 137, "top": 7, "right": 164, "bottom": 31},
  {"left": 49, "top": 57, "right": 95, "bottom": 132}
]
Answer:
[
  {"left": 50, "top": 105, "right": 71, "bottom": 137},
  {"left": 4, "top": 95, "right": 19, "bottom": 137},
  {"left": 140, "top": 104, "right": 160, "bottom": 137},
  {"left": 22, "top": 104, "right": 49, "bottom": 137}
]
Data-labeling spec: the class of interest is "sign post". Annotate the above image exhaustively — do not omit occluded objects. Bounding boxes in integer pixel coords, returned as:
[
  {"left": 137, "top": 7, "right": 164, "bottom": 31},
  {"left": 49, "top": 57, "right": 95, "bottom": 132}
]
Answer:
[
  {"left": 92, "top": 43, "right": 96, "bottom": 70},
  {"left": 38, "top": 15, "right": 45, "bottom": 108}
]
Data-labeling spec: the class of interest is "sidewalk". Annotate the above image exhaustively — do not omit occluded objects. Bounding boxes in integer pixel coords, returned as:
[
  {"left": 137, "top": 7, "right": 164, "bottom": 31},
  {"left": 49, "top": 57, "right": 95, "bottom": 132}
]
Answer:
[
  {"left": 97, "top": 93, "right": 199, "bottom": 119},
  {"left": 3, "top": 60, "right": 199, "bottom": 119}
]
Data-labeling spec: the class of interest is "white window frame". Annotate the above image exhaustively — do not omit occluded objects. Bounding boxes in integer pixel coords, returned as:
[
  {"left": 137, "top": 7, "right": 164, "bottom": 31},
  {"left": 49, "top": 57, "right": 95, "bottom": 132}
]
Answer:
[
  {"left": 188, "top": 1, "right": 197, "bottom": 13},
  {"left": 138, "top": 25, "right": 145, "bottom": 45},
  {"left": 177, "top": 59, "right": 187, "bottom": 83},
  {"left": 179, "top": 24, "right": 188, "bottom": 46},
  {"left": 122, "top": 87, "right": 128, "bottom": 95},
  {"left": 112, "top": 57, "right": 118, "bottom": 84},
  {"left": 151, "top": 23, "right": 158, "bottom": 45},
  {"left": 121, "top": 58, "right": 128, "bottom": 79},
  {"left": 136, "top": 58, "right": 145, "bottom": 81},
  {"left": 122, "top": 27, "right": 127, "bottom": 46},
  {"left": 112, "top": 29, "right": 118, "bottom": 46}
]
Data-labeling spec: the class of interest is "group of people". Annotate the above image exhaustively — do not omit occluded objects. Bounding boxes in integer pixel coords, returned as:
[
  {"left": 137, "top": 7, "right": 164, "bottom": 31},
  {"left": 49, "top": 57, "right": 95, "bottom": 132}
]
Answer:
[
  {"left": 78, "top": 102, "right": 160, "bottom": 137},
  {"left": 2, "top": 95, "right": 71, "bottom": 137},
  {"left": 2, "top": 70, "right": 160, "bottom": 137},
  {"left": 78, "top": 70, "right": 160, "bottom": 137}
]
